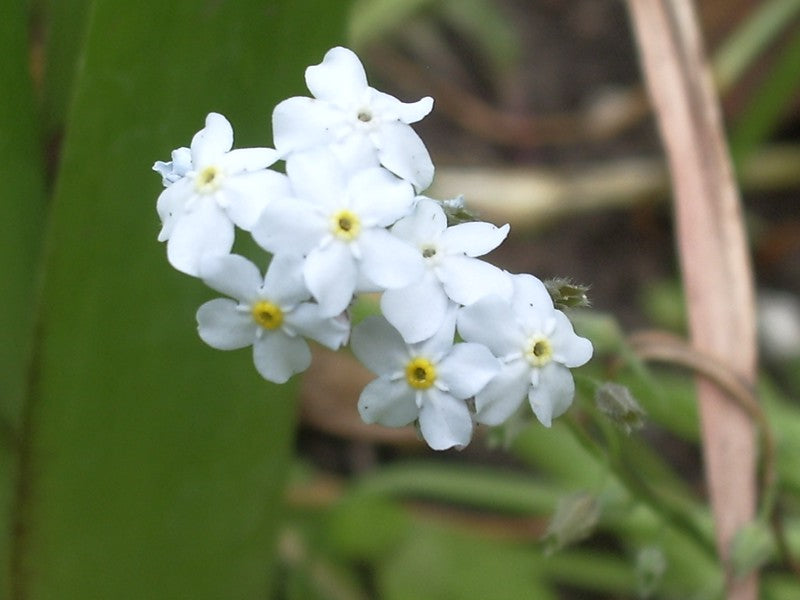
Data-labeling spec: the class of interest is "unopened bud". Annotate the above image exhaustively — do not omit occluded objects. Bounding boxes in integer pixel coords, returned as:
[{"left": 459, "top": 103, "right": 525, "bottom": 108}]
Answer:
[
  {"left": 595, "top": 382, "right": 646, "bottom": 434},
  {"left": 542, "top": 491, "right": 600, "bottom": 555},
  {"left": 545, "top": 277, "right": 591, "bottom": 310},
  {"left": 440, "top": 195, "right": 481, "bottom": 225},
  {"left": 635, "top": 545, "right": 667, "bottom": 598}
]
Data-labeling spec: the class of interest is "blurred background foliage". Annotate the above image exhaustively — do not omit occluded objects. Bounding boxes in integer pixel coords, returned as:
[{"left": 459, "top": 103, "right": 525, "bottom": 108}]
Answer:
[{"left": 2, "top": 0, "right": 800, "bottom": 598}]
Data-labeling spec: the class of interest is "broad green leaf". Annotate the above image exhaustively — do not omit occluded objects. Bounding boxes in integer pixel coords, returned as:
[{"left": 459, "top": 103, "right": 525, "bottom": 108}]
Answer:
[
  {"left": 0, "top": 1, "right": 47, "bottom": 595},
  {"left": 0, "top": 2, "right": 47, "bottom": 425},
  {"left": 16, "top": 1, "right": 350, "bottom": 598},
  {"left": 39, "top": 0, "right": 93, "bottom": 138}
]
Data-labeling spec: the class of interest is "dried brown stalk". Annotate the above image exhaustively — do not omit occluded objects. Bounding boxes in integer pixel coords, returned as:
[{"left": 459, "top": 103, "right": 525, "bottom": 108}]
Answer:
[{"left": 625, "top": 1, "right": 758, "bottom": 598}]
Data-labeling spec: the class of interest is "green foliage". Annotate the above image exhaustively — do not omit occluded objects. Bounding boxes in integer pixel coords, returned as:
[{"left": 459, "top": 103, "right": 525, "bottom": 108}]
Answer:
[
  {"left": 2, "top": 1, "right": 351, "bottom": 598},
  {"left": 0, "top": 1, "right": 47, "bottom": 594}
]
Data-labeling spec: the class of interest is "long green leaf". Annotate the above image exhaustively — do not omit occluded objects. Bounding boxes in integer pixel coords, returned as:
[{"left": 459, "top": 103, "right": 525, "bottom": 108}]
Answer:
[
  {"left": 0, "top": 1, "right": 47, "bottom": 595},
  {"left": 39, "top": 0, "right": 93, "bottom": 139},
  {"left": 15, "top": 2, "right": 350, "bottom": 598}
]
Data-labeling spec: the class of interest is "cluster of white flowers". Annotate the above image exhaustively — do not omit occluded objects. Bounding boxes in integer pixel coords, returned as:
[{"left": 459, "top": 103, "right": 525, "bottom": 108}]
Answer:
[{"left": 153, "top": 47, "right": 592, "bottom": 450}]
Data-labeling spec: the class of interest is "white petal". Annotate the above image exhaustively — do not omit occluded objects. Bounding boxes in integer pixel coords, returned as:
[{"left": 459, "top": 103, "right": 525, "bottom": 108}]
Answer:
[
  {"left": 416, "top": 306, "right": 458, "bottom": 357},
  {"left": 262, "top": 254, "right": 310, "bottom": 306},
  {"left": 358, "top": 377, "right": 418, "bottom": 427},
  {"left": 156, "top": 180, "right": 191, "bottom": 241},
  {"left": 510, "top": 274, "right": 554, "bottom": 330},
  {"left": 166, "top": 199, "right": 234, "bottom": 276},
  {"left": 288, "top": 303, "right": 350, "bottom": 350},
  {"left": 370, "top": 89, "right": 434, "bottom": 124},
  {"left": 441, "top": 222, "right": 509, "bottom": 257},
  {"left": 154, "top": 146, "right": 191, "bottom": 186},
  {"left": 252, "top": 331, "right": 311, "bottom": 384},
  {"left": 286, "top": 148, "right": 347, "bottom": 208},
  {"left": 305, "top": 47, "right": 368, "bottom": 105},
  {"left": 457, "top": 295, "right": 525, "bottom": 356},
  {"left": 199, "top": 254, "right": 262, "bottom": 301},
  {"left": 380, "top": 273, "right": 450, "bottom": 344},
  {"left": 304, "top": 242, "right": 357, "bottom": 316},
  {"left": 358, "top": 229, "right": 424, "bottom": 290},
  {"left": 223, "top": 169, "right": 291, "bottom": 230},
  {"left": 196, "top": 298, "right": 255, "bottom": 350},
  {"left": 218, "top": 147, "right": 278, "bottom": 173},
  {"left": 252, "top": 198, "right": 325, "bottom": 255},
  {"left": 551, "top": 311, "right": 593, "bottom": 368},
  {"left": 348, "top": 167, "right": 415, "bottom": 226},
  {"left": 350, "top": 316, "right": 409, "bottom": 376},
  {"left": 474, "top": 360, "right": 531, "bottom": 426},
  {"left": 191, "top": 112, "right": 233, "bottom": 166},
  {"left": 330, "top": 134, "right": 380, "bottom": 175},
  {"left": 436, "top": 343, "right": 500, "bottom": 399},
  {"left": 390, "top": 197, "right": 446, "bottom": 244},
  {"left": 439, "top": 256, "right": 513, "bottom": 306},
  {"left": 529, "top": 363, "right": 576, "bottom": 427},
  {"left": 272, "top": 97, "right": 341, "bottom": 155},
  {"left": 418, "top": 389, "right": 473, "bottom": 450},
  {"left": 375, "top": 121, "right": 434, "bottom": 192}
]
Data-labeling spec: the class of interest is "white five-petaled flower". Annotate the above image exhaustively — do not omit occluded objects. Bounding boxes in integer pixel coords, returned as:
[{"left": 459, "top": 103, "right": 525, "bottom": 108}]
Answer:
[
  {"left": 272, "top": 46, "right": 435, "bottom": 192},
  {"left": 196, "top": 253, "right": 349, "bottom": 384},
  {"left": 457, "top": 274, "right": 593, "bottom": 427},
  {"left": 352, "top": 314, "right": 500, "bottom": 450},
  {"left": 381, "top": 198, "right": 512, "bottom": 343},
  {"left": 252, "top": 150, "right": 424, "bottom": 317},
  {"left": 155, "top": 112, "right": 287, "bottom": 276}
]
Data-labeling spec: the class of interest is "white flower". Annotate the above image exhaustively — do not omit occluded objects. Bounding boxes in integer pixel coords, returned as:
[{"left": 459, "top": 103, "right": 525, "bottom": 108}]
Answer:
[
  {"left": 381, "top": 198, "right": 512, "bottom": 343},
  {"left": 252, "top": 150, "right": 424, "bottom": 317},
  {"left": 155, "top": 112, "right": 286, "bottom": 276},
  {"left": 456, "top": 274, "right": 593, "bottom": 427},
  {"left": 351, "top": 313, "right": 500, "bottom": 450},
  {"left": 196, "top": 253, "right": 349, "bottom": 383},
  {"left": 272, "top": 46, "right": 435, "bottom": 192}
]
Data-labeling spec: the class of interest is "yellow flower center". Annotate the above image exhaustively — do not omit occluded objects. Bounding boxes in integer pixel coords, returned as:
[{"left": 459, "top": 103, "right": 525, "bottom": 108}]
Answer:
[
  {"left": 251, "top": 300, "right": 284, "bottom": 330},
  {"left": 525, "top": 335, "right": 553, "bottom": 367},
  {"left": 195, "top": 165, "right": 223, "bottom": 193},
  {"left": 405, "top": 357, "right": 437, "bottom": 390},
  {"left": 330, "top": 209, "right": 361, "bottom": 241}
]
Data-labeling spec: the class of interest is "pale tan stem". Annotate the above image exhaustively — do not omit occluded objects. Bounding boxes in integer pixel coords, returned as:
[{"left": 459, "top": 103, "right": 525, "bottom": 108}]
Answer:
[{"left": 625, "top": 1, "right": 758, "bottom": 598}]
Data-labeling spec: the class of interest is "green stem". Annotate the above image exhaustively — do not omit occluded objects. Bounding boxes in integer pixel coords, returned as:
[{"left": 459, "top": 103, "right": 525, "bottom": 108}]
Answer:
[{"left": 563, "top": 414, "right": 717, "bottom": 559}]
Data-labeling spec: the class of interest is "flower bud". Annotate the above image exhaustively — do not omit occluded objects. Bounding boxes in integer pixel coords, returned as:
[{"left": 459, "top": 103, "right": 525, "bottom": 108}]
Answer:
[
  {"left": 544, "top": 277, "right": 591, "bottom": 310},
  {"left": 441, "top": 194, "right": 481, "bottom": 225},
  {"left": 635, "top": 545, "right": 667, "bottom": 598},
  {"left": 595, "top": 382, "right": 646, "bottom": 434},
  {"left": 542, "top": 491, "right": 600, "bottom": 555}
]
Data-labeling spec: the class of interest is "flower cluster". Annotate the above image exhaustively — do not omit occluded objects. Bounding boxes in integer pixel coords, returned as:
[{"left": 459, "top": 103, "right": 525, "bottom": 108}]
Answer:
[{"left": 153, "top": 46, "right": 592, "bottom": 450}]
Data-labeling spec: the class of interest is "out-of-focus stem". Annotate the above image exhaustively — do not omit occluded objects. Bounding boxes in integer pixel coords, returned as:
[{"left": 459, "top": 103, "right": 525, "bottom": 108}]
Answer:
[{"left": 624, "top": 2, "right": 758, "bottom": 599}]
